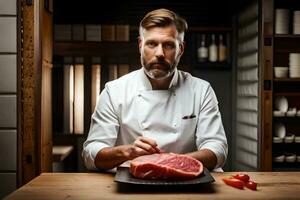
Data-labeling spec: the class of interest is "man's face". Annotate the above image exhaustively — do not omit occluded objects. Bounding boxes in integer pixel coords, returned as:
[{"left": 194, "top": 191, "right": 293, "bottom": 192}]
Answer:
[{"left": 139, "top": 24, "right": 184, "bottom": 80}]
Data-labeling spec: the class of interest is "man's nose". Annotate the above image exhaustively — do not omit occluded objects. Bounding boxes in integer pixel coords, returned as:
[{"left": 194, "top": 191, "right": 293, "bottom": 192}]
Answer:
[{"left": 155, "top": 44, "right": 165, "bottom": 58}]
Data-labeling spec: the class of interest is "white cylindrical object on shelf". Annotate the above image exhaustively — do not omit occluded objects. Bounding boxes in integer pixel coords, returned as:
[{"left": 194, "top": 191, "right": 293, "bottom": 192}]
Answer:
[
  {"left": 289, "top": 53, "right": 300, "bottom": 66},
  {"left": 289, "top": 53, "right": 300, "bottom": 77},
  {"left": 293, "top": 11, "right": 300, "bottom": 34},
  {"left": 274, "top": 67, "right": 289, "bottom": 78},
  {"left": 289, "top": 68, "right": 300, "bottom": 77},
  {"left": 294, "top": 17, "right": 300, "bottom": 23},
  {"left": 275, "top": 9, "right": 289, "bottom": 34},
  {"left": 293, "top": 23, "right": 300, "bottom": 34}
]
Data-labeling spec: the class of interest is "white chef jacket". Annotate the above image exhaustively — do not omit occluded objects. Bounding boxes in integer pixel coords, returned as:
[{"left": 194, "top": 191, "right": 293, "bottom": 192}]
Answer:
[{"left": 82, "top": 68, "right": 228, "bottom": 171}]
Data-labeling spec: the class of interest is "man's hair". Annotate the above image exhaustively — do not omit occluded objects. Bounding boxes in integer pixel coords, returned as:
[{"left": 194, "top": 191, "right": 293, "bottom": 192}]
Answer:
[{"left": 139, "top": 8, "right": 188, "bottom": 42}]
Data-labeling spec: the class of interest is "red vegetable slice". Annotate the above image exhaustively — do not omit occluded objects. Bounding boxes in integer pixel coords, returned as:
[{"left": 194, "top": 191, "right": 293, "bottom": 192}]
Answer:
[
  {"left": 222, "top": 178, "right": 244, "bottom": 189},
  {"left": 233, "top": 173, "right": 250, "bottom": 183},
  {"left": 245, "top": 181, "right": 257, "bottom": 190}
]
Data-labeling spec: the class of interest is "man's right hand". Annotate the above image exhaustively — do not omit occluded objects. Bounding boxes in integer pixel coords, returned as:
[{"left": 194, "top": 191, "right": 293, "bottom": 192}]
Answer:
[
  {"left": 127, "top": 136, "right": 162, "bottom": 159},
  {"left": 94, "top": 136, "right": 162, "bottom": 170}
]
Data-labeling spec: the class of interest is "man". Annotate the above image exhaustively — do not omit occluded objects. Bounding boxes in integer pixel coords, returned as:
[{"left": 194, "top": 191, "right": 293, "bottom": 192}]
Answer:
[{"left": 82, "top": 8, "right": 228, "bottom": 171}]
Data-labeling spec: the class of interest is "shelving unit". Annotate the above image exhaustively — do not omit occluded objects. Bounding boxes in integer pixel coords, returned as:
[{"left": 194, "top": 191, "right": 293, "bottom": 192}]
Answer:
[
  {"left": 189, "top": 29, "right": 232, "bottom": 71},
  {"left": 53, "top": 27, "right": 232, "bottom": 71},
  {"left": 271, "top": 0, "right": 300, "bottom": 171}
]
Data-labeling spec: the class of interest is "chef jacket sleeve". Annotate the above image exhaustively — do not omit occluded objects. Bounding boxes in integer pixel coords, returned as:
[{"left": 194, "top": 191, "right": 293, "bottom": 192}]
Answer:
[
  {"left": 82, "top": 85, "right": 119, "bottom": 170},
  {"left": 196, "top": 84, "right": 228, "bottom": 169}
]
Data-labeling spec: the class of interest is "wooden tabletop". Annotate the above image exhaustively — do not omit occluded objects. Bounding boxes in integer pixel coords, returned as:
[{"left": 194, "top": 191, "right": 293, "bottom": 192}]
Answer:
[{"left": 5, "top": 171, "right": 300, "bottom": 200}]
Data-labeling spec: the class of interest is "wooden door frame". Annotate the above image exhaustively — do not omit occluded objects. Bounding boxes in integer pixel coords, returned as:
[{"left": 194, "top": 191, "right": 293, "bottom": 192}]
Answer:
[
  {"left": 259, "top": 0, "right": 273, "bottom": 171},
  {"left": 17, "top": 0, "right": 53, "bottom": 186}
]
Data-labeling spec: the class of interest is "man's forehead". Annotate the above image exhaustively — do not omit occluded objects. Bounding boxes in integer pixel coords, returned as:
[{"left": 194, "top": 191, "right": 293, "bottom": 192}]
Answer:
[{"left": 143, "top": 26, "right": 178, "bottom": 40}]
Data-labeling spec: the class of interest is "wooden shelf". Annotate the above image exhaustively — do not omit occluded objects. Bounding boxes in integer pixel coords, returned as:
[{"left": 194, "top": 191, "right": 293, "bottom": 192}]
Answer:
[
  {"left": 274, "top": 49, "right": 300, "bottom": 53},
  {"left": 53, "top": 42, "right": 139, "bottom": 57},
  {"left": 272, "top": 167, "right": 300, "bottom": 171},
  {"left": 273, "top": 92, "right": 300, "bottom": 96},
  {"left": 273, "top": 116, "right": 300, "bottom": 119},
  {"left": 274, "top": 34, "right": 300, "bottom": 38},
  {"left": 274, "top": 78, "right": 300, "bottom": 82}
]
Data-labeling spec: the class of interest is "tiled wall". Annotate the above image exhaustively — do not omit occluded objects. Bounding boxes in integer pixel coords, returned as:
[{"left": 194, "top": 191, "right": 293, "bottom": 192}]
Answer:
[
  {"left": 235, "top": 2, "right": 259, "bottom": 171},
  {"left": 0, "top": 0, "right": 17, "bottom": 198}
]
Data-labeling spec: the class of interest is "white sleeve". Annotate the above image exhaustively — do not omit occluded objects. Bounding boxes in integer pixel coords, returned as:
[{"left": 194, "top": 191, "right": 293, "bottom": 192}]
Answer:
[
  {"left": 196, "top": 85, "right": 228, "bottom": 169},
  {"left": 82, "top": 86, "right": 119, "bottom": 170}
]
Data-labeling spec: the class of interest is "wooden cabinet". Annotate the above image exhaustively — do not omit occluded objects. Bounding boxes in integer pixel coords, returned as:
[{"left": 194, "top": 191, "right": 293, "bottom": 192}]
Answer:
[
  {"left": 272, "top": 35, "right": 300, "bottom": 170},
  {"left": 262, "top": 0, "right": 300, "bottom": 171}
]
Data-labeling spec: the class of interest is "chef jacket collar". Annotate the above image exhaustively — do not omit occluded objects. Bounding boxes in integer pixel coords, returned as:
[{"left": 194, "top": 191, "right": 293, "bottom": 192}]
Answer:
[{"left": 138, "top": 67, "right": 179, "bottom": 91}]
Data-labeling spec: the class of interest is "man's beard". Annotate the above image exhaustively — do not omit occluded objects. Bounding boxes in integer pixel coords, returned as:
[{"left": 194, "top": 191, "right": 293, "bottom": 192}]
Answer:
[{"left": 142, "top": 58, "right": 178, "bottom": 80}]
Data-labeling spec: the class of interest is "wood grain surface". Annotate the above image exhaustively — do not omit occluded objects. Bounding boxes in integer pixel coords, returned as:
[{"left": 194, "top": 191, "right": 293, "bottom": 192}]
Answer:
[{"left": 5, "top": 172, "right": 300, "bottom": 200}]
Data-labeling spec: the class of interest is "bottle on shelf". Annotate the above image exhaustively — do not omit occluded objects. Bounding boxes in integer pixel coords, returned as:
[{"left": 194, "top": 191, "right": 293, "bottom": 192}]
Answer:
[
  {"left": 208, "top": 34, "right": 217, "bottom": 62},
  {"left": 197, "top": 34, "right": 208, "bottom": 63},
  {"left": 218, "top": 34, "right": 227, "bottom": 62}
]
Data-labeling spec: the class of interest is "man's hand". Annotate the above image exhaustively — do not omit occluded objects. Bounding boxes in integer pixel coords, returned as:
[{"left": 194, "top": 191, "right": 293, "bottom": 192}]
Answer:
[
  {"left": 129, "top": 136, "right": 163, "bottom": 158},
  {"left": 94, "top": 136, "right": 162, "bottom": 170}
]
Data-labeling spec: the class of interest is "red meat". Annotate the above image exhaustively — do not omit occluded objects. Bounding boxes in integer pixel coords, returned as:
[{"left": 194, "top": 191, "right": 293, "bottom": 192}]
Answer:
[{"left": 129, "top": 153, "right": 203, "bottom": 180}]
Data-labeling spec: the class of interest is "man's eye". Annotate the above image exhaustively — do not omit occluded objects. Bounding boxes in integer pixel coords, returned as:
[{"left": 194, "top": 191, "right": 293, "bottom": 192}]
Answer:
[
  {"left": 164, "top": 43, "right": 175, "bottom": 49},
  {"left": 147, "top": 42, "right": 156, "bottom": 48}
]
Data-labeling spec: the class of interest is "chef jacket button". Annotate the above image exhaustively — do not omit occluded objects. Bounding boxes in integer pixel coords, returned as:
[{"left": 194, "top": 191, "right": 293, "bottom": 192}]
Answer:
[
  {"left": 173, "top": 93, "right": 176, "bottom": 96},
  {"left": 174, "top": 123, "right": 177, "bottom": 127},
  {"left": 138, "top": 94, "right": 141, "bottom": 97}
]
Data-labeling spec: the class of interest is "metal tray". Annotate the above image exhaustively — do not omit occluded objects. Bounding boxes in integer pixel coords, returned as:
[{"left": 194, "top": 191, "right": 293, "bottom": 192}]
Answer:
[{"left": 114, "top": 167, "right": 215, "bottom": 185}]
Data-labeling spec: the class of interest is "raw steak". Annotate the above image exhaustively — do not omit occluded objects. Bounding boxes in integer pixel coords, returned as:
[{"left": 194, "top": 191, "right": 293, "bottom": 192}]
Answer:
[{"left": 129, "top": 153, "right": 203, "bottom": 180}]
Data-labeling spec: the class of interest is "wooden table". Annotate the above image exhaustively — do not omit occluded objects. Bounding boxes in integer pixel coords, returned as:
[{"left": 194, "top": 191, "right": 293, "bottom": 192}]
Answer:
[{"left": 5, "top": 172, "right": 300, "bottom": 200}]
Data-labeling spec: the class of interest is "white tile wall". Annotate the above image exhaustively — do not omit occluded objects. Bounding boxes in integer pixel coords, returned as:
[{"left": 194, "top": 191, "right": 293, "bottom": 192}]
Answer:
[
  {"left": 0, "top": 173, "right": 16, "bottom": 199},
  {"left": 0, "top": 130, "right": 16, "bottom": 170},
  {"left": 0, "top": 55, "right": 17, "bottom": 93},
  {"left": 237, "top": 137, "right": 258, "bottom": 154},
  {"left": 0, "top": 17, "right": 17, "bottom": 52},
  {"left": 238, "top": 21, "right": 258, "bottom": 39},
  {"left": 235, "top": 1, "right": 259, "bottom": 171},
  {"left": 237, "top": 52, "right": 258, "bottom": 68},
  {"left": 237, "top": 123, "right": 258, "bottom": 140},
  {"left": 237, "top": 82, "right": 258, "bottom": 97},
  {"left": 238, "top": 36, "right": 258, "bottom": 53},
  {"left": 0, "top": 0, "right": 16, "bottom": 15},
  {"left": 237, "top": 110, "right": 258, "bottom": 126},
  {"left": 0, "top": 95, "right": 16, "bottom": 128},
  {"left": 237, "top": 97, "right": 258, "bottom": 111},
  {"left": 236, "top": 151, "right": 257, "bottom": 169},
  {"left": 0, "top": 0, "right": 17, "bottom": 197},
  {"left": 237, "top": 67, "right": 258, "bottom": 81}
]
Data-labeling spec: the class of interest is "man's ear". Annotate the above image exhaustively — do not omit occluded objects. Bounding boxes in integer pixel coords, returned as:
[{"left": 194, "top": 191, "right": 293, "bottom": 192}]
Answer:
[
  {"left": 179, "top": 41, "right": 185, "bottom": 56},
  {"left": 138, "top": 36, "right": 142, "bottom": 54}
]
